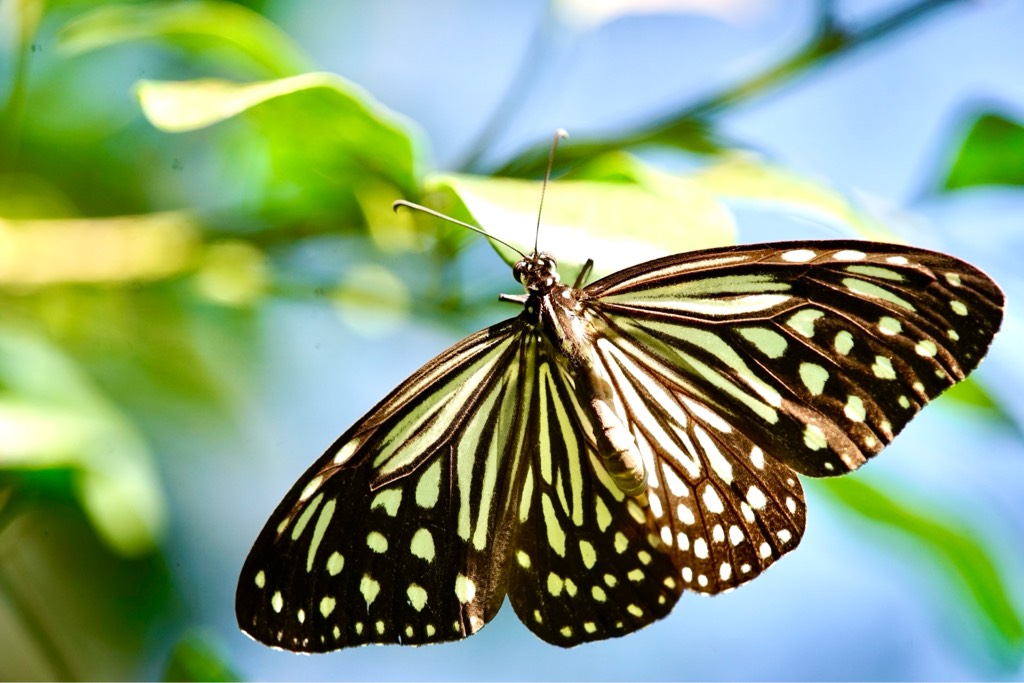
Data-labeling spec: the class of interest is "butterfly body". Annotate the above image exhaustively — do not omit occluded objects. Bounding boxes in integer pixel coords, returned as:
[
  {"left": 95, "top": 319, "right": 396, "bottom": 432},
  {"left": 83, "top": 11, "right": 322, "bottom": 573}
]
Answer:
[{"left": 237, "top": 239, "right": 1002, "bottom": 652}]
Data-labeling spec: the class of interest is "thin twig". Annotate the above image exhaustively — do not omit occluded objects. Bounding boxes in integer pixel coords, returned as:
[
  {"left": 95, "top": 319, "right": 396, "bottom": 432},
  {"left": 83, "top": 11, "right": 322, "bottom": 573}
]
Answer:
[{"left": 490, "top": 0, "right": 968, "bottom": 177}]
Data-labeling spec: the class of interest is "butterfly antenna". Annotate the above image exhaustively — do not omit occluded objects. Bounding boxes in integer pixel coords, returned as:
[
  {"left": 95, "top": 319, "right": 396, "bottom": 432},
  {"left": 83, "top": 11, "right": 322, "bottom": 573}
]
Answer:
[
  {"left": 534, "top": 128, "right": 568, "bottom": 255},
  {"left": 392, "top": 200, "right": 527, "bottom": 259}
]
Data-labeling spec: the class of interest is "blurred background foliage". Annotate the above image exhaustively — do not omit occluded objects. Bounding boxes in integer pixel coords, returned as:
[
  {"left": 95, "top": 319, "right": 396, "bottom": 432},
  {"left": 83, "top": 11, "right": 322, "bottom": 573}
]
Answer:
[{"left": 0, "top": 0, "right": 1022, "bottom": 680}]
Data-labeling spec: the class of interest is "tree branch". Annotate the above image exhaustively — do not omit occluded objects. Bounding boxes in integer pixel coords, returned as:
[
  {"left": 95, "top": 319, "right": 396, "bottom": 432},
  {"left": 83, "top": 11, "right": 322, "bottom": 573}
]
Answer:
[{"left": 489, "top": 0, "right": 968, "bottom": 178}]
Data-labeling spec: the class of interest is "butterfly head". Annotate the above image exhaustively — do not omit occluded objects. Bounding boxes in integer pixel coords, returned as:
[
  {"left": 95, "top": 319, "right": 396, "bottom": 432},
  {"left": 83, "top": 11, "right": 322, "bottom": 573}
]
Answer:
[{"left": 514, "top": 252, "right": 561, "bottom": 295}]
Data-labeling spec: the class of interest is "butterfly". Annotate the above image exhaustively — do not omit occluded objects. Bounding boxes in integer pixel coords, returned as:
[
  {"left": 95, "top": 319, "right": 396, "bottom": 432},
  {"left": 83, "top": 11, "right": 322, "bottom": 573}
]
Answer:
[{"left": 235, "top": 139, "right": 1003, "bottom": 652}]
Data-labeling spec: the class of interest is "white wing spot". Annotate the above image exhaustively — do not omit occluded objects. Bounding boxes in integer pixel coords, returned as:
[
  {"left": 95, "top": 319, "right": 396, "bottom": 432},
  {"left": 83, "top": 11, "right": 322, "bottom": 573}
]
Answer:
[
  {"left": 426, "top": 624, "right": 436, "bottom": 637},
  {"left": 694, "top": 537, "right": 709, "bottom": 559},
  {"left": 660, "top": 525, "right": 673, "bottom": 546},
  {"left": 677, "top": 532, "right": 690, "bottom": 550},
  {"left": 945, "top": 272, "right": 962, "bottom": 286},
  {"left": 720, "top": 562, "right": 732, "bottom": 581},
  {"left": 778, "top": 529, "right": 793, "bottom": 544},
  {"left": 627, "top": 604, "right": 644, "bottom": 617},
  {"left": 604, "top": 573, "right": 618, "bottom": 587},
  {"left": 649, "top": 494, "right": 664, "bottom": 519},
  {"left": 370, "top": 488, "right": 403, "bottom": 517},
  {"left": 834, "top": 330, "right": 854, "bottom": 356},
  {"left": 951, "top": 300, "right": 968, "bottom": 316},
  {"left": 626, "top": 499, "right": 646, "bottom": 524},
  {"left": 782, "top": 249, "right": 816, "bottom": 263},
  {"left": 366, "top": 531, "right": 388, "bottom": 553},
  {"left": 375, "top": 621, "right": 385, "bottom": 635},
  {"left": 638, "top": 550, "right": 653, "bottom": 565},
  {"left": 360, "top": 574, "right": 380, "bottom": 606},
  {"left": 320, "top": 595, "right": 336, "bottom": 618},
  {"left": 872, "top": 355, "right": 897, "bottom": 380},
  {"left": 560, "top": 626, "right": 573, "bottom": 638},
  {"left": 785, "top": 496, "right": 797, "bottom": 514},
  {"left": 803, "top": 424, "right": 827, "bottom": 450},
  {"left": 712, "top": 524, "right": 725, "bottom": 543},
  {"left": 741, "top": 502, "right": 755, "bottom": 523},
  {"left": 254, "top": 570, "right": 266, "bottom": 589},
  {"left": 579, "top": 540, "right": 597, "bottom": 569},
  {"left": 628, "top": 568, "right": 644, "bottom": 582},
  {"left": 898, "top": 395, "right": 911, "bottom": 409},
  {"left": 759, "top": 542, "right": 772, "bottom": 559},
  {"left": 786, "top": 309, "right": 825, "bottom": 338},
  {"left": 746, "top": 485, "right": 767, "bottom": 510},
  {"left": 697, "top": 574, "right": 709, "bottom": 588},
  {"left": 454, "top": 574, "right": 476, "bottom": 604},
  {"left": 682, "top": 567, "right": 693, "bottom": 583},
  {"left": 702, "top": 485, "right": 725, "bottom": 514},
  {"left": 299, "top": 475, "right": 323, "bottom": 502},
  {"left": 741, "top": 563, "right": 752, "bottom": 574},
  {"left": 332, "top": 439, "right": 359, "bottom": 465},
  {"left": 415, "top": 459, "right": 442, "bottom": 508},
  {"left": 410, "top": 528, "right": 435, "bottom": 562},
  {"left": 547, "top": 572, "right": 564, "bottom": 597},
  {"left": 516, "top": 549, "right": 531, "bottom": 569},
  {"left": 948, "top": 329, "right": 960, "bottom": 341},
  {"left": 749, "top": 446, "right": 765, "bottom": 470},
  {"left": 326, "top": 551, "right": 344, "bottom": 575},
  {"left": 729, "top": 525, "right": 745, "bottom": 545},
  {"left": 271, "top": 591, "right": 283, "bottom": 613},
  {"left": 844, "top": 395, "right": 866, "bottom": 422},
  {"left": 916, "top": 339, "right": 938, "bottom": 357},
  {"left": 676, "top": 503, "right": 695, "bottom": 525},
  {"left": 585, "top": 621, "right": 598, "bottom": 633},
  {"left": 297, "top": 609, "right": 305, "bottom": 624},
  {"left": 799, "top": 362, "right": 829, "bottom": 396},
  {"left": 887, "top": 256, "right": 909, "bottom": 265},
  {"left": 878, "top": 316, "right": 902, "bottom": 336},
  {"left": 833, "top": 249, "right": 866, "bottom": 261},
  {"left": 614, "top": 531, "right": 629, "bottom": 553}
]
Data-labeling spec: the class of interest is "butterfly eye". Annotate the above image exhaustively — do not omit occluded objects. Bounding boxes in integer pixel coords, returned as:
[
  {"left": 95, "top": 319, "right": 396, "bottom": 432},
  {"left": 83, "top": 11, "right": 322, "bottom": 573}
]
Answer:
[{"left": 513, "top": 260, "right": 527, "bottom": 283}]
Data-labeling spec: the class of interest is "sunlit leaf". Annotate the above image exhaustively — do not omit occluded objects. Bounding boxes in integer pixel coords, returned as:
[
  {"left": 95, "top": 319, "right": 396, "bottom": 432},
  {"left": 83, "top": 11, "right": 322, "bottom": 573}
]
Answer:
[
  {"left": 57, "top": 0, "right": 312, "bottom": 78},
  {"left": 818, "top": 476, "right": 1024, "bottom": 663},
  {"left": 688, "top": 154, "right": 897, "bottom": 239},
  {"left": 137, "top": 72, "right": 423, "bottom": 202},
  {"left": 944, "top": 112, "right": 1024, "bottom": 190},
  {"left": 428, "top": 171, "right": 735, "bottom": 281}
]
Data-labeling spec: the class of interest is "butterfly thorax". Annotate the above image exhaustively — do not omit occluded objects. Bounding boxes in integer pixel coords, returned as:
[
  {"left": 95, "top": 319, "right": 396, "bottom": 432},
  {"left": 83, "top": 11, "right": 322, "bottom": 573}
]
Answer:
[{"left": 515, "top": 252, "right": 648, "bottom": 497}]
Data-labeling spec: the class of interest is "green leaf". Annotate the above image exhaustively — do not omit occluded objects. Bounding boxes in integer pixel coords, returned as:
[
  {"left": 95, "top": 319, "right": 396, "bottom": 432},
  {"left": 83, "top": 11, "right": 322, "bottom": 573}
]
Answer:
[
  {"left": 57, "top": 0, "right": 312, "bottom": 78},
  {"left": 944, "top": 112, "right": 1024, "bottom": 190},
  {"left": 136, "top": 72, "right": 423, "bottom": 200},
  {"left": 818, "top": 476, "right": 1024, "bottom": 663},
  {"left": 427, "top": 171, "right": 736, "bottom": 282},
  {"left": 0, "top": 212, "right": 199, "bottom": 287},
  {"left": 0, "top": 326, "right": 165, "bottom": 556},
  {"left": 162, "top": 632, "right": 239, "bottom": 682},
  {"left": 688, "top": 155, "right": 897, "bottom": 240}
]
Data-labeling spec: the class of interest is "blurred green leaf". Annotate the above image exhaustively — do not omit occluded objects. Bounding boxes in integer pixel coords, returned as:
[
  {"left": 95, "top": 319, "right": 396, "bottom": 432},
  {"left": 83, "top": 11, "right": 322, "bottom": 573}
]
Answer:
[
  {"left": 688, "top": 154, "right": 897, "bottom": 240},
  {"left": 428, "top": 169, "right": 736, "bottom": 282},
  {"left": 57, "top": 0, "right": 313, "bottom": 78},
  {"left": 818, "top": 476, "right": 1024, "bottom": 663},
  {"left": 0, "top": 212, "right": 199, "bottom": 287},
  {"left": 136, "top": 73, "right": 424, "bottom": 228},
  {"left": 0, "top": 325, "right": 166, "bottom": 556},
  {"left": 162, "top": 631, "right": 239, "bottom": 682},
  {"left": 944, "top": 112, "right": 1024, "bottom": 190}
]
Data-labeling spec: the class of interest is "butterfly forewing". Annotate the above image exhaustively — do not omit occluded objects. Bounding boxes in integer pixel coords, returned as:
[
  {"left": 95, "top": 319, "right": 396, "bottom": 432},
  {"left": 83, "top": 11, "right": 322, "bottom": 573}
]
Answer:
[
  {"left": 585, "top": 241, "right": 1003, "bottom": 478},
  {"left": 237, "top": 238, "right": 1002, "bottom": 652}
]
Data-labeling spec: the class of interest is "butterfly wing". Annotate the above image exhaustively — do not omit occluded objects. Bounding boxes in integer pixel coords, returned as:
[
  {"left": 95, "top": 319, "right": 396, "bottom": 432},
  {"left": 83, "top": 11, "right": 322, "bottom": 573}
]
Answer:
[
  {"left": 236, "top": 315, "right": 686, "bottom": 650},
  {"left": 584, "top": 240, "right": 1003, "bottom": 480},
  {"left": 236, "top": 319, "right": 529, "bottom": 651}
]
